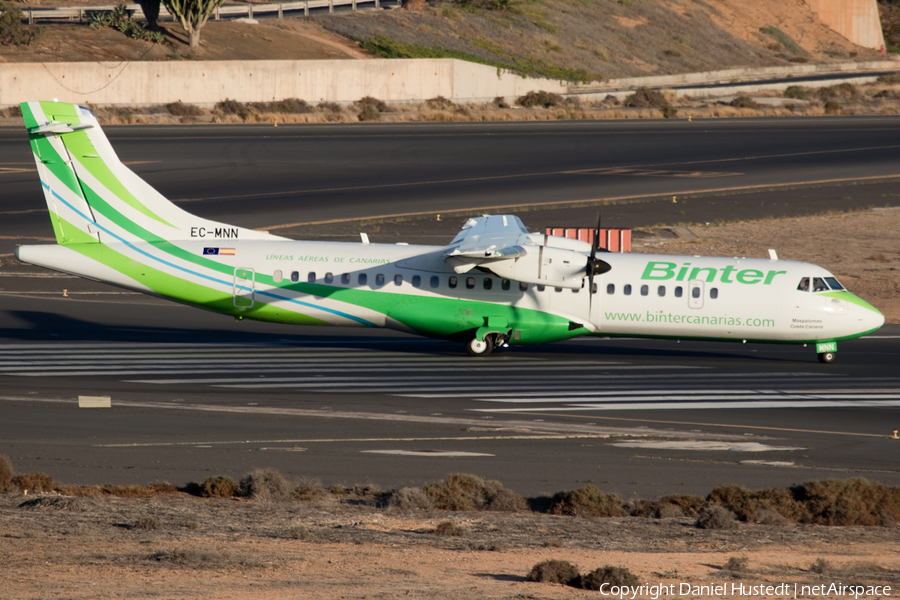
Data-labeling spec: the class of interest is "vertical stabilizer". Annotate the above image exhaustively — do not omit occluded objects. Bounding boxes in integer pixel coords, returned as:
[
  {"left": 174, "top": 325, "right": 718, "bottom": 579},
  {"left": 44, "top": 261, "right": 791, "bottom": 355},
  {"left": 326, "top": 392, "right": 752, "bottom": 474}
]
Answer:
[{"left": 21, "top": 101, "right": 278, "bottom": 246}]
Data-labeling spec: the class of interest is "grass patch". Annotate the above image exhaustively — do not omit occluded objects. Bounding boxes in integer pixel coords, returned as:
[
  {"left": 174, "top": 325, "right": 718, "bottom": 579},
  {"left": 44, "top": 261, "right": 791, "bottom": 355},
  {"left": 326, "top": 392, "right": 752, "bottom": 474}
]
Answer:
[
  {"left": 759, "top": 26, "right": 801, "bottom": 53},
  {"left": 784, "top": 85, "right": 807, "bottom": 100}
]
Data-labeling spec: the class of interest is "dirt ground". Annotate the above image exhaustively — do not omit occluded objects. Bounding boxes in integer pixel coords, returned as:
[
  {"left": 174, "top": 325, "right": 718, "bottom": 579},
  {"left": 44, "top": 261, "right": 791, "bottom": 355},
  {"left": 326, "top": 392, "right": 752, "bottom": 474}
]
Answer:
[{"left": 2, "top": 493, "right": 899, "bottom": 600}]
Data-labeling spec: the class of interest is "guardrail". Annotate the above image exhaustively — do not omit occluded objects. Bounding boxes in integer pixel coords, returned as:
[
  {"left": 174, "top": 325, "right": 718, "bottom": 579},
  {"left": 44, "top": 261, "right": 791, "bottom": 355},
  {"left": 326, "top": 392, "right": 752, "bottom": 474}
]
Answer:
[{"left": 15, "top": 0, "right": 399, "bottom": 24}]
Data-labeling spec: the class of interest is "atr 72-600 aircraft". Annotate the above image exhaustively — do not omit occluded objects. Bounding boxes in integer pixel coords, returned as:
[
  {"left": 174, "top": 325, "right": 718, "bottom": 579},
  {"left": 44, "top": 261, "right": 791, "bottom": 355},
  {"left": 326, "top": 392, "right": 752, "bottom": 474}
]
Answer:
[{"left": 14, "top": 101, "right": 884, "bottom": 362}]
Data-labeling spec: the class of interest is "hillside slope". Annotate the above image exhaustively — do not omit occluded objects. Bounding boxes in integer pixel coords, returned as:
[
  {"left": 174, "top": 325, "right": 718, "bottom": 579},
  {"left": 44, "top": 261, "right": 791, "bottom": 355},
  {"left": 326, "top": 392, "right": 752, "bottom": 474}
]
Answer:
[{"left": 316, "top": 0, "right": 882, "bottom": 81}]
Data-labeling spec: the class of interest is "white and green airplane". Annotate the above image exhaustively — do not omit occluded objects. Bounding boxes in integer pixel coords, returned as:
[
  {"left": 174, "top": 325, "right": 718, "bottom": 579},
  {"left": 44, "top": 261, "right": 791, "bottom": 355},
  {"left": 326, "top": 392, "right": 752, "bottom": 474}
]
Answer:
[{"left": 14, "top": 101, "right": 884, "bottom": 362}]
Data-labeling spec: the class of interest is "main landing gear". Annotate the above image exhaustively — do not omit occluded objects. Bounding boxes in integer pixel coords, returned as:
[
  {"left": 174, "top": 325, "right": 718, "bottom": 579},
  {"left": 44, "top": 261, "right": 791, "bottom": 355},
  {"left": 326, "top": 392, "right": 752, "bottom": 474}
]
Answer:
[{"left": 465, "top": 333, "right": 509, "bottom": 357}]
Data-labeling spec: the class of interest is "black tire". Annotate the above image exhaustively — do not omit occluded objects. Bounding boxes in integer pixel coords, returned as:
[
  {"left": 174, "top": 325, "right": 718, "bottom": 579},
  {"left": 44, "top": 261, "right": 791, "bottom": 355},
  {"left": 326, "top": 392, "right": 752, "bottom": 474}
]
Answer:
[
  {"left": 466, "top": 336, "right": 494, "bottom": 357},
  {"left": 817, "top": 351, "right": 835, "bottom": 363}
]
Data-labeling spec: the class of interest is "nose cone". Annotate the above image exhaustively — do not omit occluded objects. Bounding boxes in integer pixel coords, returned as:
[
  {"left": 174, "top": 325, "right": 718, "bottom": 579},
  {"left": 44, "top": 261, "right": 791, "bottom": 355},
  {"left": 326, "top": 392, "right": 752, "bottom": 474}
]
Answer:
[{"left": 850, "top": 293, "right": 884, "bottom": 336}]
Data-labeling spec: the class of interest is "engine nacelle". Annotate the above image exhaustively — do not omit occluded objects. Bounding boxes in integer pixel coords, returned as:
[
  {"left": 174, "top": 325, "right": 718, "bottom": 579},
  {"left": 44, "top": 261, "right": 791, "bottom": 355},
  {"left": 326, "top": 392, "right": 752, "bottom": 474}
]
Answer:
[{"left": 485, "top": 246, "right": 587, "bottom": 289}]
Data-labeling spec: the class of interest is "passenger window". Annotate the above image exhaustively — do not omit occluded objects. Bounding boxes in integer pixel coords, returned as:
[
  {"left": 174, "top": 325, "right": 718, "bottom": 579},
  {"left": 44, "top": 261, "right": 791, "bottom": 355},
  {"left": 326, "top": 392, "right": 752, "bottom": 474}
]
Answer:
[
  {"left": 412, "top": 275, "right": 421, "bottom": 288},
  {"left": 324, "top": 272, "right": 333, "bottom": 284},
  {"left": 624, "top": 284, "right": 632, "bottom": 296},
  {"left": 825, "top": 277, "right": 844, "bottom": 291},
  {"left": 358, "top": 273, "right": 367, "bottom": 285},
  {"left": 640, "top": 285, "right": 648, "bottom": 296},
  {"left": 501, "top": 279, "right": 510, "bottom": 290},
  {"left": 466, "top": 277, "right": 475, "bottom": 289},
  {"left": 449, "top": 277, "right": 457, "bottom": 289},
  {"left": 797, "top": 277, "right": 809, "bottom": 292},
  {"left": 273, "top": 270, "right": 283, "bottom": 283},
  {"left": 537, "top": 285, "right": 546, "bottom": 292},
  {"left": 674, "top": 286, "right": 682, "bottom": 298},
  {"left": 307, "top": 272, "right": 316, "bottom": 283},
  {"left": 341, "top": 273, "right": 350, "bottom": 285},
  {"left": 607, "top": 283, "right": 615, "bottom": 295},
  {"left": 291, "top": 271, "right": 299, "bottom": 283},
  {"left": 710, "top": 287, "right": 718, "bottom": 299},
  {"left": 430, "top": 276, "right": 439, "bottom": 288},
  {"left": 813, "top": 277, "right": 829, "bottom": 292},
  {"left": 484, "top": 278, "right": 493, "bottom": 290},
  {"left": 658, "top": 285, "right": 665, "bottom": 297},
  {"left": 692, "top": 286, "right": 701, "bottom": 299},
  {"left": 375, "top": 274, "right": 385, "bottom": 286},
  {"left": 519, "top": 282, "right": 529, "bottom": 291},
  {"left": 394, "top": 274, "right": 403, "bottom": 286}
]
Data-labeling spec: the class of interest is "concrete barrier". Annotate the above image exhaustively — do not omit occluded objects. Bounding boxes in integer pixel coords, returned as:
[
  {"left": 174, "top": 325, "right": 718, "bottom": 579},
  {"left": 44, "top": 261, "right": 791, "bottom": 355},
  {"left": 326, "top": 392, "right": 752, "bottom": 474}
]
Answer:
[
  {"left": 806, "top": 0, "right": 886, "bottom": 50},
  {"left": 0, "top": 59, "right": 567, "bottom": 106}
]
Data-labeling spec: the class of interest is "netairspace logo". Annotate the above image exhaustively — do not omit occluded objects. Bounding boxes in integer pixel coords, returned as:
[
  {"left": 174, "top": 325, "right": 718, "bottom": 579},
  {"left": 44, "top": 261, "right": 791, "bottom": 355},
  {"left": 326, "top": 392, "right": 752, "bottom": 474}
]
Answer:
[{"left": 594, "top": 582, "right": 891, "bottom": 599}]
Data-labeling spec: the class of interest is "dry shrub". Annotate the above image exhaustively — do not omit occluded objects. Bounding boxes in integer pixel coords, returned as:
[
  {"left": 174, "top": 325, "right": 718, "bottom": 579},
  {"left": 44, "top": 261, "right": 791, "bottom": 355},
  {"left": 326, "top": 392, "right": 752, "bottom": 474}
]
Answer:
[
  {"left": 425, "top": 95, "right": 455, "bottom": 110},
  {"left": 13, "top": 472, "right": 57, "bottom": 493},
  {"left": 215, "top": 99, "right": 253, "bottom": 121},
  {"left": 0, "top": 455, "right": 13, "bottom": 492},
  {"left": 548, "top": 485, "right": 625, "bottom": 517},
  {"left": 356, "top": 96, "right": 389, "bottom": 112},
  {"left": 817, "top": 83, "right": 859, "bottom": 100},
  {"left": 492, "top": 96, "right": 510, "bottom": 109},
  {"left": 434, "top": 520, "right": 468, "bottom": 536},
  {"left": 165, "top": 101, "right": 202, "bottom": 117},
  {"left": 239, "top": 468, "right": 292, "bottom": 503},
  {"left": 517, "top": 90, "right": 562, "bottom": 108},
  {"left": 878, "top": 74, "right": 900, "bottom": 85},
  {"left": 389, "top": 486, "right": 435, "bottom": 511},
  {"left": 201, "top": 476, "right": 236, "bottom": 498},
  {"left": 285, "top": 525, "right": 310, "bottom": 540},
  {"left": 724, "top": 556, "right": 749, "bottom": 572},
  {"left": 256, "top": 98, "right": 313, "bottom": 114},
  {"left": 810, "top": 558, "right": 831, "bottom": 574},
  {"left": 527, "top": 559, "right": 580, "bottom": 585},
  {"left": 148, "top": 549, "right": 227, "bottom": 569},
  {"left": 358, "top": 105, "right": 381, "bottom": 122},
  {"left": 707, "top": 484, "right": 803, "bottom": 523},
  {"left": 752, "top": 508, "right": 791, "bottom": 525},
  {"left": 791, "top": 478, "right": 900, "bottom": 526},
  {"left": 824, "top": 101, "right": 843, "bottom": 115},
  {"left": 631, "top": 494, "right": 703, "bottom": 518},
  {"left": 730, "top": 96, "right": 760, "bottom": 109},
  {"left": 318, "top": 101, "right": 342, "bottom": 113},
  {"left": 868, "top": 253, "right": 888, "bottom": 262},
  {"left": 423, "top": 473, "right": 527, "bottom": 512},
  {"left": 581, "top": 566, "right": 640, "bottom": 590},
  {"left": 294, "top": 478, "right": 327, "bottom": 501},
  {"left": 624, "top": 87, "right": 667, "bottom": 109},
  {"left": 19, "top": 496, "right": 91, "bottom": 511},
  {"left": 660, "top": 105, "right": 678, "bottom": 119},
  {"left": 132, "top": 516, "right": 161, "bottom": 530},
  {"left": 695, "top": 506, "right": 739, "bottom": 530}
]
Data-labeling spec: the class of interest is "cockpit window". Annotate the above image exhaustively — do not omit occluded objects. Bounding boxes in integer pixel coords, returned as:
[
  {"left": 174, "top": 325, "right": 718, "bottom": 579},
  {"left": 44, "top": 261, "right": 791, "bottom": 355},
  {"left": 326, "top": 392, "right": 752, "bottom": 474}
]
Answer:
[
  {"left": 825, "top": 277, "right": 845, "bottom": 291},
  {"left": 813, "top": 277, "right": 829, "bottom": 292},
  {"left": 797, "top": 277, "right": 809, "bottom": 292}
]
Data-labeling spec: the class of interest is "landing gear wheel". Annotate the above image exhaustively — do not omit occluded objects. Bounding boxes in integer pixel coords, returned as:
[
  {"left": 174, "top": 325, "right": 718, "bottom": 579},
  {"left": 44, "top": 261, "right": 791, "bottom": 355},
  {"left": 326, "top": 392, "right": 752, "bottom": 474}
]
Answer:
[
  {"left": 817, "top": 351, "right": 835, "bottom": 364},
  {"left": 466, "top": 336, "right": 494, "bottom": 357}
]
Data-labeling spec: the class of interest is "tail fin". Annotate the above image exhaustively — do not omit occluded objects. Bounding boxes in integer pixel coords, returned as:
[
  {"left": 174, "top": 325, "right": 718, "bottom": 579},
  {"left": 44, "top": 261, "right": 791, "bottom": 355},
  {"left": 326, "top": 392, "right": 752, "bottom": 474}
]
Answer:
[{"left": 21, "top": 101, "right": 277, "bottom": 246}]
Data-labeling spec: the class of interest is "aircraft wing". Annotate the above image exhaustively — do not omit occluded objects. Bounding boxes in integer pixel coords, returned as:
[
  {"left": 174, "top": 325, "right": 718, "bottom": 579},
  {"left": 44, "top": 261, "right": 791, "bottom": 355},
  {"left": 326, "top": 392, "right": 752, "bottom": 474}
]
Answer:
[{"left": 442, "top": 215, "right": 596, "bottom": 289}]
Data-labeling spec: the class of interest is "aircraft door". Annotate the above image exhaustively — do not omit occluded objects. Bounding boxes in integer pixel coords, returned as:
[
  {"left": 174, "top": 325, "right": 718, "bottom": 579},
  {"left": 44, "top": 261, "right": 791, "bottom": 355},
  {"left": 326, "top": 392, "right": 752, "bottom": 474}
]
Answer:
[
  {"left": 688, "top": 280, "right": 704, "bottom": 309},
  {"left": 233, "top": 268, "right": 255, "bottom": 308}
]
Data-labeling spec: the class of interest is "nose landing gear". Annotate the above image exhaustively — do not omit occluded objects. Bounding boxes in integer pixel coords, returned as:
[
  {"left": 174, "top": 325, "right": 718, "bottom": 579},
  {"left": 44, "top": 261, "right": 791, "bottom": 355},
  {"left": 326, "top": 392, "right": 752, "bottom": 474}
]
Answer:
[{"left": 817, "top": 351, "right": 835, "bottom": 363}]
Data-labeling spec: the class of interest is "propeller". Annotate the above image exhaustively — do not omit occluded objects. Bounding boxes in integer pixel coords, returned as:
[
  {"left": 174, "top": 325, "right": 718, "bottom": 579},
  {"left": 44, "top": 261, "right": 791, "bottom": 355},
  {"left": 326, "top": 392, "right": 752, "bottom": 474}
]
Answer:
[{"left": 587, "top": 209, "right": 611, "bottom": 310}]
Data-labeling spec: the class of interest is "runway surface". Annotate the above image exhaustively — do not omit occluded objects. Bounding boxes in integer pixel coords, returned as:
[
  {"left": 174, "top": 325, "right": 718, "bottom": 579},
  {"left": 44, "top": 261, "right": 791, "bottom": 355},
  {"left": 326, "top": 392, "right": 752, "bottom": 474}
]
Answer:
[
  {"left": 1, "top": 118, "right": 899, "bottom": 497},
  {"left": 0, "top": 294, "right": 898, "bottom": 498}
]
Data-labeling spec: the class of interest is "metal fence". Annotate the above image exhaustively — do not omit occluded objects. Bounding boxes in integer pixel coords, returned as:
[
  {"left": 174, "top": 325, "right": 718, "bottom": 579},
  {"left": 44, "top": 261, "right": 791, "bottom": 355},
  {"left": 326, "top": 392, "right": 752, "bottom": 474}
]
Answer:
[{"left": 17, "top": 0, "right": 399, "bottom": 24}]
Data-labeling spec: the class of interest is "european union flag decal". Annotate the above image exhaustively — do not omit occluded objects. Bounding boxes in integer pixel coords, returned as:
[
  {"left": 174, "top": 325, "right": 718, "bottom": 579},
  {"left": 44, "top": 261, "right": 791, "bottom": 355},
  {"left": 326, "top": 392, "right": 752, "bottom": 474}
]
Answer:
[{"left": 203, "top": 248, "right": 219, "bottom": 255}]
